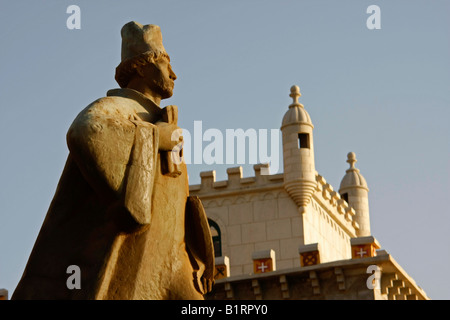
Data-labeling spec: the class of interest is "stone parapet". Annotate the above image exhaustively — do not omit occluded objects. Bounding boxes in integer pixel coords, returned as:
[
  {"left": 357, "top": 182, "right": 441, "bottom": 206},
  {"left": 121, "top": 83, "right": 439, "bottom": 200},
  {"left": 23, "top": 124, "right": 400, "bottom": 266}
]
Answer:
[
  {"left": 314, "top": 173, "right": 359, "bottom": 237},
  {"left": 206, "top": 252, "right": 429, "bottom": 300},
  {"left": 189, "top": 164, "right": 284, "bottom": 198}
]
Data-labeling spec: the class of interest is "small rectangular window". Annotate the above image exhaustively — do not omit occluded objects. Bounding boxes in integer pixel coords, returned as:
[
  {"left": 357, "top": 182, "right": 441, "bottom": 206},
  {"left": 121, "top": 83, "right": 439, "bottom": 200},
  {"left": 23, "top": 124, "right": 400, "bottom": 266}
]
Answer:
[
  {"left": 298, "top": 133, "right": 310, "bottom": 149},
  {"left": 341, "top": 193, "right": 349, "bottom": 203}
]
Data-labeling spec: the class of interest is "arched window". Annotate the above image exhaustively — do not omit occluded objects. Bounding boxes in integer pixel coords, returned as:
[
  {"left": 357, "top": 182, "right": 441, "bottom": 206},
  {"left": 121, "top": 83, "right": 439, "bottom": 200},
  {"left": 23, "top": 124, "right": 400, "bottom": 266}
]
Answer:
[{"left": 208, "top": 219, "right": 222, "bottom": 257}]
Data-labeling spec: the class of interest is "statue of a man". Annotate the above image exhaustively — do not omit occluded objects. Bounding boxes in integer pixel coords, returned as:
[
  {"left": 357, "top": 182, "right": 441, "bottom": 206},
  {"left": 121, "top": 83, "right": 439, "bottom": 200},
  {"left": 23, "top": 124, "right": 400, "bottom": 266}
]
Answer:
[{"left": 12, "top": 22, "right": 214, "bottom": 300}]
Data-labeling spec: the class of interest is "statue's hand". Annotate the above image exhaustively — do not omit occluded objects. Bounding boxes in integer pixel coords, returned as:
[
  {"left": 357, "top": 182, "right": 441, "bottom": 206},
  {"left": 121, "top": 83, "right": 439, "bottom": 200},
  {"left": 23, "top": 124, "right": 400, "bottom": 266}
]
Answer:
[{"left": 156, "top": 122, "right": 182, "bottom": 151}]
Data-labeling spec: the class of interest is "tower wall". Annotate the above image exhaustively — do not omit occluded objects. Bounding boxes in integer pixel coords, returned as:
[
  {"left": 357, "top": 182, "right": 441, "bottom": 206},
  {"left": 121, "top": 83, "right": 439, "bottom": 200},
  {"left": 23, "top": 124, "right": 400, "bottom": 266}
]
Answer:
[{"left": 347, "top": 188, "right": 370, "bottom": 237}]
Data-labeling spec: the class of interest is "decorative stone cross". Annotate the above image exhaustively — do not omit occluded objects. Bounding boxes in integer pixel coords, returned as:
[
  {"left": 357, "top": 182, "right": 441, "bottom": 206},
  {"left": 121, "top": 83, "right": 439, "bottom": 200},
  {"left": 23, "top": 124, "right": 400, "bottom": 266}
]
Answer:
[
  {"left": 257, "top": 262, "right": 269, "bottom": 273},
  {"left": 356, "top": 248, "right": 367, "bottom": 258}
]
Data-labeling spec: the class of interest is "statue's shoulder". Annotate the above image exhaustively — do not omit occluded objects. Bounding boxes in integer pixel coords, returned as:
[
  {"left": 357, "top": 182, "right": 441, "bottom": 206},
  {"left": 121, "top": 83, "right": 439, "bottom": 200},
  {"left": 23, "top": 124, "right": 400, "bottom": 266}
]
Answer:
[
  {"left": 80, "top": 95, "right": 136, "bottom": 118},
  {"left": 74, "top": 88, "right": 161, "bottom": 124},
  {"left": 69, "top": 88, "right": 162, "bottom": 134},
  {"left": 71, "top": 92, "right": 141, "bottom": 128},
  {"left": 68, "top": 95, "right": 137, "bottom": 142}
]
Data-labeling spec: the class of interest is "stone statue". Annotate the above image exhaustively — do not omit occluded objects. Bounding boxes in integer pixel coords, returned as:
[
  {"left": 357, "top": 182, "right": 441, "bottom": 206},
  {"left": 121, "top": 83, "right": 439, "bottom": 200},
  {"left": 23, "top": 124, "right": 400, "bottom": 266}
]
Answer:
[{"left": 12, "top": 22, "right": 214, "bottom": 300}]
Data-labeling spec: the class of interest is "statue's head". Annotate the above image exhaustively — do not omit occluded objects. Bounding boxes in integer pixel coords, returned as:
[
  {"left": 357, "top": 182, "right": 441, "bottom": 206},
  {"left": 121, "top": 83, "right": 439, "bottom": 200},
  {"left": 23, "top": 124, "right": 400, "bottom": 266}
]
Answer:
[{"left": 115, "top": 22, "right": 177, "bottom": 99}]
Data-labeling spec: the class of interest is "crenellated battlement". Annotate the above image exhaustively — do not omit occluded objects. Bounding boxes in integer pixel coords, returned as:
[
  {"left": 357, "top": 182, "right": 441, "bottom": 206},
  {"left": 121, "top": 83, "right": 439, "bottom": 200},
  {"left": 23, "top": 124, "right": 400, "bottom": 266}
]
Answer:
[
  {"left": 314, "top": 173, "right": 359, "bottom": 237},
  {"left": 189, "top": 163, "right": 284, "bottom": 195},
  {"left": 190, "top": 162, "right": 360, "bottom": 239}
]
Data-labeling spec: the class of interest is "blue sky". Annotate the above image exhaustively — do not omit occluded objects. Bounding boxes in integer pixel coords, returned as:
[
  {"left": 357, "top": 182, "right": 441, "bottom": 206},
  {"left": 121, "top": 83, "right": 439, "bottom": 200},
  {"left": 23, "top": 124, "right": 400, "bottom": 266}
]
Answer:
[{"left": 0, "top": 0, "right": 449, "bottom": 299}]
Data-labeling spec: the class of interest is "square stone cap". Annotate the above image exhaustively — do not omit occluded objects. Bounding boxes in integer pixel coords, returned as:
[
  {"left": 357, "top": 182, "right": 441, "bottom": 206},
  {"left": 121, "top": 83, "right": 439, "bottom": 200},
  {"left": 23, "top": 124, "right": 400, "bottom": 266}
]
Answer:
[
  {"left": 350, "top": 236, "right": 381, "bottom": 249},
  {"left": 200, "top": 170, "right": 216, "bottom": 178},
  {"left": 298, "top": 243, "right": 320, "bottom": 254},
  {"left": 0, "top": 288, "right": 8, "bottom": 299},
  {"left": 215, "top": 256, "right": 230, "bottom": 266},
  {"left": 252, "top": 249, "right": 276, "bottom": 260}
]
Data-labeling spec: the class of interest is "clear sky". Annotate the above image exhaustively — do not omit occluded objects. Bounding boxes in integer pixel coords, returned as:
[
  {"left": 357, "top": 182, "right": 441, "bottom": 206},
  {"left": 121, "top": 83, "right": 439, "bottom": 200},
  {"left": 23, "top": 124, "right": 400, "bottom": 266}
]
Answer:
[{"left": 0, "top": 0, "right": 449, "bottom": 299}]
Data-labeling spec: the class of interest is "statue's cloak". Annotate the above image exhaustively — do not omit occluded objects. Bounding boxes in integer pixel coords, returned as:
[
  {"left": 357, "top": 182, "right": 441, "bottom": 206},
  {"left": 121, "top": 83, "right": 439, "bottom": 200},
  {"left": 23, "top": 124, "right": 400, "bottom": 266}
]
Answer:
[{"left": 13, "top": 88, "right": 214, "bottom": 299}]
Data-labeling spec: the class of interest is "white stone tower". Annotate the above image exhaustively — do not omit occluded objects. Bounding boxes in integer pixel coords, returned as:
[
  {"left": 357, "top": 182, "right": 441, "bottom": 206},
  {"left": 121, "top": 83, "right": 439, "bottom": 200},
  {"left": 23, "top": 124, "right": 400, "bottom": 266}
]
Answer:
[
  {"left": 339, "top": 152, "right": 371, "bottom": 236},
  {"left": 281, "top": 85, "right": 316, "bottom": 214}
]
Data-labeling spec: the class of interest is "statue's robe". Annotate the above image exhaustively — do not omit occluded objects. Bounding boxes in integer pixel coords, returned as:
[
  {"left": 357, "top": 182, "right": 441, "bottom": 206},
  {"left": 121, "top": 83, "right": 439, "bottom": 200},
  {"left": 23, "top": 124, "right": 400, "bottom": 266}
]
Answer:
[{"left": 12, "top": 88, "right": 214, "bottom": 300}]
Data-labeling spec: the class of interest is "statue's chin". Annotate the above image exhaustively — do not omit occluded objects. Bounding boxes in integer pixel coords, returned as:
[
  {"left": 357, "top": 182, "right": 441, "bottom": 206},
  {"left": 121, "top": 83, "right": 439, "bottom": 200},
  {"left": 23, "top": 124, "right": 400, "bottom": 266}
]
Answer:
[
  {"left": 164, "top": 91, "right": 173, "bottom": 99},
  {"left": 160, "top": 88, "right": 174, "bottom": 100}
]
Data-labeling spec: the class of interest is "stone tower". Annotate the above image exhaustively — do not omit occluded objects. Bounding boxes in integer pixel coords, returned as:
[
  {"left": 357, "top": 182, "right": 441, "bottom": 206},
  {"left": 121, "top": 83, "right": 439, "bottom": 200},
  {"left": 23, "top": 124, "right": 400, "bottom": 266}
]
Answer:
[
  {"left": 339, "top": 152, "right": 371, "bottom": 236},
  {"left": 281, "top": 85, "right": 316, "bottom": 214}
]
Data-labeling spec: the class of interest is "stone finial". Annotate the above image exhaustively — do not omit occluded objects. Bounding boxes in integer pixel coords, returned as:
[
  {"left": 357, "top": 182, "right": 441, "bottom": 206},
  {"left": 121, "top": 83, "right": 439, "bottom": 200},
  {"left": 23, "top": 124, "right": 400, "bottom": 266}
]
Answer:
[
  {"left": 346, "top": 152, "right": 357, "bottom": 170},
  {"left": 340, "top": 151, "right": 368, "bottom": 192},
  {"left": 289, "top": 85, "right": 304, "bottom": 108}
]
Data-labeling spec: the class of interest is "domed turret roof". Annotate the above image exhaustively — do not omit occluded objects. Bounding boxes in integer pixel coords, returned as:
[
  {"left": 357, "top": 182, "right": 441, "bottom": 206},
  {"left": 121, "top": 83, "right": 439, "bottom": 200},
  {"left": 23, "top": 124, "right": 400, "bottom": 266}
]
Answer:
[
  {"left": 281, "top": 85, "right": 314, "bottom": 129},
  {"left": 339, "top": 152, "right": 369, "bottom": 192}
]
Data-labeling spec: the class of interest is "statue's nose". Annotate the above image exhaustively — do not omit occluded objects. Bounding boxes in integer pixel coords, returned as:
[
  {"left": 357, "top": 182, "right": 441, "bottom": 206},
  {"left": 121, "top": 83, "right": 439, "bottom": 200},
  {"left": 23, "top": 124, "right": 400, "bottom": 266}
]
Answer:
[{"left": 169, "top": 65, "right": 177, "bottom": 81}]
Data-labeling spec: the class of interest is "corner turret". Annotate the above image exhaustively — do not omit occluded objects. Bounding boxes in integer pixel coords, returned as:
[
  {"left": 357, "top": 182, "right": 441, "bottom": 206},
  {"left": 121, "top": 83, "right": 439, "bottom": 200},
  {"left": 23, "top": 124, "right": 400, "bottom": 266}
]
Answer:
[
  {"left": 281, "top": 85, "right": 316, "bottom": 214},
  {"left": 339, "top": 152, "right": 371, "bottom": 236}
]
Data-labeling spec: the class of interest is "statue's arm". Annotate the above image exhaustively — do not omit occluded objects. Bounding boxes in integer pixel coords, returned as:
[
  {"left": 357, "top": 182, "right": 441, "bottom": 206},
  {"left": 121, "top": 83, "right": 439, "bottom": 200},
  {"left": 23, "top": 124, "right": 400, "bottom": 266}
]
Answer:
[
  {"left": 66, "top": 108, "right": 159, "bottom": 225},
  {"left": 185, "top": 196, "right": 215, "bottom": 295}
]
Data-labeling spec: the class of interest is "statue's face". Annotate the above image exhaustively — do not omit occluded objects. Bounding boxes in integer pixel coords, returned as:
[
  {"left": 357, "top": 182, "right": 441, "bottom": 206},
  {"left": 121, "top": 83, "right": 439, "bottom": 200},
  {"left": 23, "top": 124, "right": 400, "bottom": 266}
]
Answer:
[{"left": 141, "top": 55, "right": 177, "bottom": 99}]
